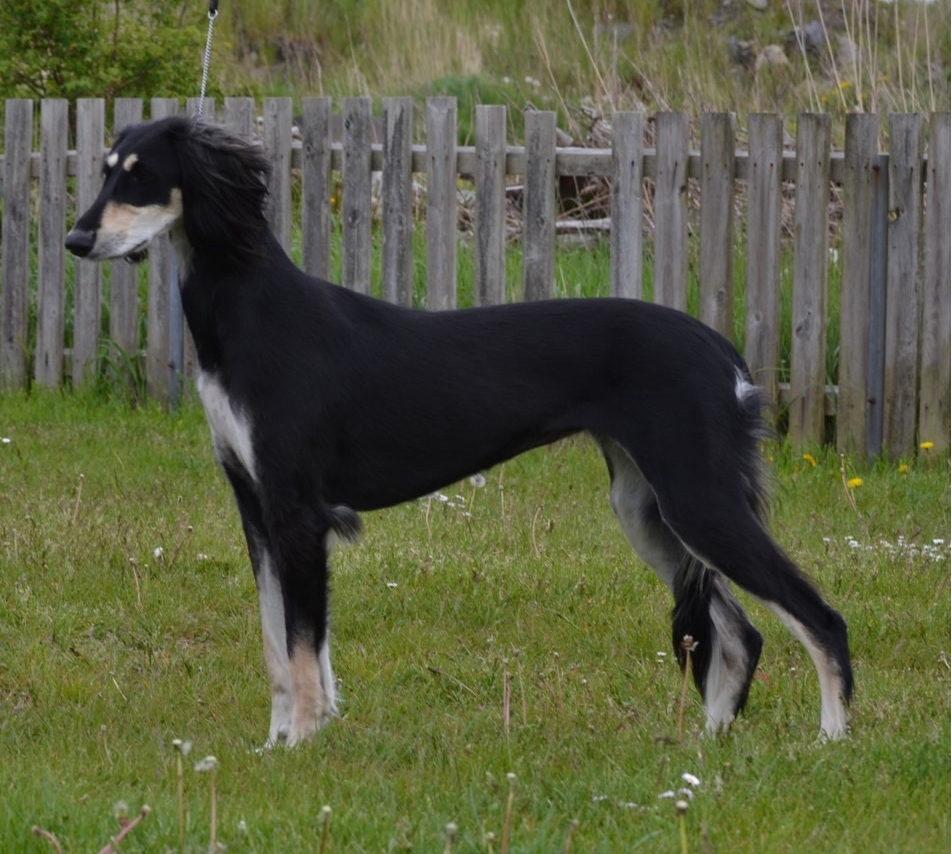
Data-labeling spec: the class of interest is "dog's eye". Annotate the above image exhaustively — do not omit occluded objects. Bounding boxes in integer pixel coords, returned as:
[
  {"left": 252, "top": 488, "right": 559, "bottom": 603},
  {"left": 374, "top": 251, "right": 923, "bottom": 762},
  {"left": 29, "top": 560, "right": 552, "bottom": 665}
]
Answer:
[{"left": 127, "top": 165, "right": 150, "bottom": 184}]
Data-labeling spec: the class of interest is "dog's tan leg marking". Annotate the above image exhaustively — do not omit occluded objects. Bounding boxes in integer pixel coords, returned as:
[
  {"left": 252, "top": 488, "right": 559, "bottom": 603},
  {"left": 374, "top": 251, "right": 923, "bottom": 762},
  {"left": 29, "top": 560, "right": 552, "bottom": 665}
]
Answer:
[{"left": 287, "top": 635, "right": 333, "bottom": 747}]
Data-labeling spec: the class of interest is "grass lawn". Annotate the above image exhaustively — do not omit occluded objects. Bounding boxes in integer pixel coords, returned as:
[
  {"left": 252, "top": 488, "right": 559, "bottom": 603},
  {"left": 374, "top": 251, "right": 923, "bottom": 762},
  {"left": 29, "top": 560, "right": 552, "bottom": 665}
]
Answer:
[{"left": 0, "top": 392, "right": 948, "bottom": 853}]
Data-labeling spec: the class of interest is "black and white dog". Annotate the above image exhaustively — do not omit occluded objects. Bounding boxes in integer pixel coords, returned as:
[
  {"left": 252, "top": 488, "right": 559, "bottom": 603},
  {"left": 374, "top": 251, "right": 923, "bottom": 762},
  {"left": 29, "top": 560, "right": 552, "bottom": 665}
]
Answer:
[{"left": 66, "top": 117, "right": 853, "bottom": 745}]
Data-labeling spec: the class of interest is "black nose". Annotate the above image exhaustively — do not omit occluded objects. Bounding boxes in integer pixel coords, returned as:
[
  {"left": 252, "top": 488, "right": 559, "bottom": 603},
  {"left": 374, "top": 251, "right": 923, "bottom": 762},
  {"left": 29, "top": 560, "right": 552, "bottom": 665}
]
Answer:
[{"left": 65, "top": 229, "right": 95, "bottom": 258}]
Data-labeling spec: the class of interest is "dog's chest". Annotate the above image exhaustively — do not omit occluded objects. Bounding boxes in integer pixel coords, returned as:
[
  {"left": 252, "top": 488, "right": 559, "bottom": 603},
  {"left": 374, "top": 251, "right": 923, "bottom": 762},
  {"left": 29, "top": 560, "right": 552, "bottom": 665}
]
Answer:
[{"left": 197, "top": 372, "right": 257, "bottom": 481}]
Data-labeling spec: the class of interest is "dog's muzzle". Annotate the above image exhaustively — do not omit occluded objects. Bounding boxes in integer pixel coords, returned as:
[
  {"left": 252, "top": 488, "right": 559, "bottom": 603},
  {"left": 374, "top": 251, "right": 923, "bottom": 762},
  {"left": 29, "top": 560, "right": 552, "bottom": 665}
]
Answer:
[{"left": 65, "top": 229, "right": 95, "bottom": 258}]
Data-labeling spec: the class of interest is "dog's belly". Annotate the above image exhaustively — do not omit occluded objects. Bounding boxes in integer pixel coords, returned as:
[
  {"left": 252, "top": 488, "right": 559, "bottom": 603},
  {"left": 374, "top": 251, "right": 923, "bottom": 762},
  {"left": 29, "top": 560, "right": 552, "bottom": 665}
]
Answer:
[{"left": 197, "top": 371, "right": 257, "bottom": 481}]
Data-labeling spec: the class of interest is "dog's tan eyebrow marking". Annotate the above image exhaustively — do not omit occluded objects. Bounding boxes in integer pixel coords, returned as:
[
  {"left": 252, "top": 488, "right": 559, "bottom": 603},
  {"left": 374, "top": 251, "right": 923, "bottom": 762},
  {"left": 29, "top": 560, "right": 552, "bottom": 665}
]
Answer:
[
  {"left": 123, "top": 153, "right": 139, "bottom": 172},
  {"left": 105, "top": 152, "right": 119, "bottom": 168}
]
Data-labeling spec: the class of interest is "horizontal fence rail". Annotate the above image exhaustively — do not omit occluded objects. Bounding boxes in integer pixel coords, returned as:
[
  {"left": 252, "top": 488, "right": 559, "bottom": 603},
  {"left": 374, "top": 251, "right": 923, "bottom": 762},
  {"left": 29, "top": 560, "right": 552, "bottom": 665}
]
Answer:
[{"left": 0, "top": 97, "right": 948, "bottom": 460}]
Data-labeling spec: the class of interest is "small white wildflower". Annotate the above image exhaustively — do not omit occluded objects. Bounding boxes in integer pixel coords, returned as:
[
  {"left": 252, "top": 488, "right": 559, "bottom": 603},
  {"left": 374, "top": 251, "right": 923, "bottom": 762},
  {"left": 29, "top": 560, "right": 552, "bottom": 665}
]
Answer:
[
  {"left": 933, "top": 538, "right": 945, "bottom": 545},
  {"left": 1, "top": 437, "right": 11, "bottom": 444},
  {"left": 194, "top": 755, "right": 218, "bottom": 773},
  {"left": 658, "top": 790, "right": 676, "bottom": 799},
  {"left": 592, "top": 795, "right": 609, "bottom": 803},
  {"left": 656, "top": 651, "right": 667, "bottom": 657},
  {"left": 238, "top": 819, "right": 248, "bottom": 835},
  {"left": 172, "top": 739, "right": 192, "bottom": 757},
  {"left": 197, "top": 553, "right": 210, "bottom": 561},
  {"left": 677, "top": 787, "right": 695, "bottom": 800},
  {"left": 153, "top": 546, "right": 164, "bottom": 560},
  {"left": 675, "top": 799, "right": 690, "bottom": 814},
  {"left": 455, "top": 494, "right": 466, "bottom": 503},
  {"left": 681, "top": 772, "right": 701, "bottom": 787},
  {"left": 386, "top": 581, "right": 398, "bottom": 589},
  {"left": 112, "top": 800, "right": 130, "bottom": 821},
  {"left": 469, "top": 474, "right": 486, "bottom": 488}
]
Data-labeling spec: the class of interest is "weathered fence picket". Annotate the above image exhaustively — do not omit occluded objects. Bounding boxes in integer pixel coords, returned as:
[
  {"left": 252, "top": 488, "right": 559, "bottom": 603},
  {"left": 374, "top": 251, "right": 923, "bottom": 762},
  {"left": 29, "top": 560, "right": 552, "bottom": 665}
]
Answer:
[
  {"left": 300, "top": 97, "right": 333, "bottom": 282},
  {"left": 836, "top": 113, "right": 878, "bottom": 455},
  {"left": 884, "top": 113, "right": 924, "bottom": 459},
  {"left": 425, "top": 97, "right": 457, "bottom": 311},
  {"left": 699, "top": 112, "right": 735, "bottom": 337},
  {"left": 475, "top": 104, "right": 507, "bottom": 307},
  {"left": 109, "top": 98, "right": 144, "bottom": 359},
  {"left": 610, "top": 111, "right": 643, "bottom": 300},
  {"left": 0, "top": 97, "right": 947, "bottom": 459},
  {"left": 73, "top": 99, "right": 106, "bottom": 388},
  {"left": 382, "top": 97, "right": 414, "bottom": 307},
  {"left": 36, "top": 99, "right": 68, "bottom": 388},
  {"left": 341, "top": 97, "right": 373, "bottom": 296},
  {"left": 522, "top": 110, "right": 556, "bottom": 302},
  {"left": 744, "top": 113, "right": 782, "bottom": 407},
  {"left": 920, "top": 112, "right": 951, "bottom": 456},
  {"left": 1, "top": 100, "right": 32, "bottom": 389},
  {"left": 653, "top": 111, "right": 688, "bottom": 311},
  {"left": 789, "top": 113, "right": 832, "bottom": 446}
]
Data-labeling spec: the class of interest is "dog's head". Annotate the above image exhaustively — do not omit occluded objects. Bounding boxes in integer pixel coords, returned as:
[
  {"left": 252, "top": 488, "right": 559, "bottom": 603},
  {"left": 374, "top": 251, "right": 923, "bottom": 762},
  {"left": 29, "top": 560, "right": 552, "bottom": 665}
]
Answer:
[{"left": 66, "top": 117, "right": 270, "bottom": 267}]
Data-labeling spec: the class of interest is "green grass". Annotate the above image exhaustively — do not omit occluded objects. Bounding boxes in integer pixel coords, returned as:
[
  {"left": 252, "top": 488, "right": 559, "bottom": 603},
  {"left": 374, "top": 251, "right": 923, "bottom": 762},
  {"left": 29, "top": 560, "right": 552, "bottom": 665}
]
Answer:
[{"left": 0, "top": 393, "right": 948, "bottom": 852}]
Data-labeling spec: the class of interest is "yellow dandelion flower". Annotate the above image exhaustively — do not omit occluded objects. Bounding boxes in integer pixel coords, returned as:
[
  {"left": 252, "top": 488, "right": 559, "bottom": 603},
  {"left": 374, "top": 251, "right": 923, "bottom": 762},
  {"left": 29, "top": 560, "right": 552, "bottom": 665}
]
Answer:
[
  {"left": 920, "top": 441, "right": 934, "bottom": 450},
  {"left": 847, "top": 477, "right": 863, "bottom": 488},
  {"left": 803, "top": 453, "right": 817, "bottom": 468},
  {"left": 898, "top": 463, "right": 909, "bottom": 474}
]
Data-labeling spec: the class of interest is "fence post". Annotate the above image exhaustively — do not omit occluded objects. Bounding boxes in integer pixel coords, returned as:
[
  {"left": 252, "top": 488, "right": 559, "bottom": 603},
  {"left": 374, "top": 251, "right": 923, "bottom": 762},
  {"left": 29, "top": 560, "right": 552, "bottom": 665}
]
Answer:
[
  {"left": 263, "top": 97, "right": 293, "bottom": 254},
  {"left": 475, "top": 104, "right": 507, "bottom": 305},
  {"left": 745, "top": 113, "right": 782, "bottom": 407},
  {"left": 883, "top": 113, "right": 924, "bottom": 459},
  {"left": 73, "top": 98, "right": 106, "bottom": 388},
  {"left": 341, "top": 96, "right": 373, "bottom": 295},
  {"left": 699, "top": 112, "right": 735, "bottom": 337},
  {"left": 789, "top": 113, "right": 832, "bottom": 447},
  {"left": 866, "top": 154, "right": 889, "bottom": 457},
  {"left": 919, "top": 111, "right": 951, "bottom": 456},
  {"left": 610, "top": 111, "right": 644, "bottom": 300},
  {"left": 653, "top": 112, "right": 688, "bottom": 310},
  {"left": 836, "top": 113, "right": 878, "bottom": 455},
  {"left": 1, "top": 100, "right": 32, "bottom": 389},
  {"left": 382, "top": 97, "right": 414, "bottom": 306},
  {"left": 109, "top": 99, "right": 144, "bottom": 360},
  {"left": 301, "top": 97, "right": 333, "bottom": 281},
  {"left": 146, "top": 97, "right": 180, "bottom": 405},
  {"left": 223, "top": 97, "right": 255, "bottom": 140},
  {"left": 425, "top": 97, "right": 458, "bottom": 310},
  {"left": 522, "top": 110, "right": 556, "bottom": 302},
  {"left": 36, "top": 99, "right": 68, "bottom": 388}
]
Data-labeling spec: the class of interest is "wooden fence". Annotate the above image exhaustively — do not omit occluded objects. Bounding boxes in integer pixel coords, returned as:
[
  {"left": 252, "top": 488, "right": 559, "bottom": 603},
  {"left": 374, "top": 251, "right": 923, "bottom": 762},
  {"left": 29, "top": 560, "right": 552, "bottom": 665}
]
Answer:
[{"left": 0, "top": 97, "right": 948, "bottom": 459}]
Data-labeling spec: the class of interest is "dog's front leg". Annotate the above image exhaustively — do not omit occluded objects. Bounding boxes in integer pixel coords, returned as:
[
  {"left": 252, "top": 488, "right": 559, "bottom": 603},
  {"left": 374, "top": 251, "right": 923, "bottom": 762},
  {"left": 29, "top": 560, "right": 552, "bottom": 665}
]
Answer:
[{"left": 276, "top": 514, "right": 337, "bottom": 747}]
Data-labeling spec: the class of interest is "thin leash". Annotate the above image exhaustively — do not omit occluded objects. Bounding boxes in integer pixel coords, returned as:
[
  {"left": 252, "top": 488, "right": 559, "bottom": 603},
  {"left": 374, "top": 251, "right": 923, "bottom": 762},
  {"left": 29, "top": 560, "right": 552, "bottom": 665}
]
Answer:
[{"left": 197, "top": 0, "right": 219, "bottom": 119}]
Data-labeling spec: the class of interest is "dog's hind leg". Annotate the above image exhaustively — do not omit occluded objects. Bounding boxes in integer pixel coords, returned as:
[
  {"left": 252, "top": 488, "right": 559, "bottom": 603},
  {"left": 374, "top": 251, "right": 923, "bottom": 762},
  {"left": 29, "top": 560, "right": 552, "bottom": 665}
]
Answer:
[
  {"left": 225, "top": 466, "right": 293, "bottom": 747},
  {"left": 598, "top": 438, "right": 764, "bottom": 733},
  {"left": 650, "top": 469, "right": 853, "bottom": 740}
]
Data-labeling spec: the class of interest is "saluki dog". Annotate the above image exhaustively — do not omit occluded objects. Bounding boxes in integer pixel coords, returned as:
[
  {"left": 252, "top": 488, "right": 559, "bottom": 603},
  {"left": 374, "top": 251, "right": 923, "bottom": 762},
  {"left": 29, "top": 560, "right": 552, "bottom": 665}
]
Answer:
[{"left": 66, "top": 117, "right": 853, "bottom": 746}]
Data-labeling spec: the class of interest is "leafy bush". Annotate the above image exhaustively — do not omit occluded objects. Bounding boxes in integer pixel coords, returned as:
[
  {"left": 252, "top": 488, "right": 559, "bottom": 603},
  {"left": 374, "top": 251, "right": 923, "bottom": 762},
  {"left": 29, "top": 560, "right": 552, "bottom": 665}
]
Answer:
[{"left": 0, "top": 0, "right": 215, "bottom": 101}]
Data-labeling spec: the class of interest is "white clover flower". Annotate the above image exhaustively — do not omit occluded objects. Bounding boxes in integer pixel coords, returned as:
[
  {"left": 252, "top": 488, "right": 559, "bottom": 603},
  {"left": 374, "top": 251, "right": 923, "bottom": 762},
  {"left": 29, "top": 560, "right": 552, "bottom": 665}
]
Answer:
[{"left": 681, "top": 772, "right": 701, "bottom": 787}]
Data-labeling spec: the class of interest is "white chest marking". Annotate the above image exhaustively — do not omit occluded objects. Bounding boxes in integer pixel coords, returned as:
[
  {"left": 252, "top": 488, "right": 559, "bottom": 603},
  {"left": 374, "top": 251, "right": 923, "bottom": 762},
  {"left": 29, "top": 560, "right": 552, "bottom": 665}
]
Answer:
[{"left": 197, "top": 372, "right": 257, "bottom": 482}]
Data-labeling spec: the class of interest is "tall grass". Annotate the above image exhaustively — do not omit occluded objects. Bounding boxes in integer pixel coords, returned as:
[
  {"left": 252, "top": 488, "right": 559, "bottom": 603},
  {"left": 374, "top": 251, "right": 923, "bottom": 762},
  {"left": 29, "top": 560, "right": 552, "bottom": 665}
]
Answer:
[{"left": 217, "top": 0, "right": 949, "bottom": 135}]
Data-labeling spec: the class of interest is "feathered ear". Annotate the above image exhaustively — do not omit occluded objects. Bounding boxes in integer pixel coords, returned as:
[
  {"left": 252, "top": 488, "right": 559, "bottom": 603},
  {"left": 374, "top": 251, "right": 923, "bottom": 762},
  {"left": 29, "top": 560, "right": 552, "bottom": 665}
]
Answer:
[{"left": 171, "top": 119, "right": 271, "bottom": 267}]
